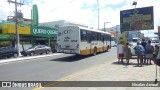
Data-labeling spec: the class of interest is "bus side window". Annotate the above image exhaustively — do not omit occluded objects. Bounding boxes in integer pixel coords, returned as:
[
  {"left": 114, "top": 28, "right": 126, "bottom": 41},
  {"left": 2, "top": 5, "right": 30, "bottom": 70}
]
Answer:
[
  {"left": 92, "top": 32, "right": 97, "bottom": 41},
  {"left": 91, "top": 31, "right": 94, "bottom": 41},
  {"left": 80, "top": 29, "right": 87, "bottom": 42},
  {"left": 101, "top": 34, "right": 104, "bottom": 42},
  {"left": 97, "top": 33, "right": 101, "bottom": 41},
  {"left": 87, "top": 31, "right": 91, "bottom": 43},
  {"left": 105, "top": 34, "right": 110, "bottom": 41}
]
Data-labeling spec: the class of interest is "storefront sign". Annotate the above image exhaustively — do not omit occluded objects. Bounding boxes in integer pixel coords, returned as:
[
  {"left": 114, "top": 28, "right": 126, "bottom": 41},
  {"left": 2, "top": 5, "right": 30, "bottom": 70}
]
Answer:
[
  {"left": 2, "top": 23, "right": 30, "bottom": 34},
  {"left": 31, "top": 26, "right": 58, "bottom": 37}
]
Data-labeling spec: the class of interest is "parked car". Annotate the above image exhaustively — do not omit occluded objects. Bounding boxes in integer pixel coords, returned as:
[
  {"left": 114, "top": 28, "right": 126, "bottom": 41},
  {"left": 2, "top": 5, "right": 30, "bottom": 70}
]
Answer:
[
  {"left": 20, "top": 45, "right": 52, "bottom": 56},
  {"left": 51, "top": 47, "right": 57, "bottom": 53},
  {"left": 0, "top": 46, "right": 19, "bottom": 58}
]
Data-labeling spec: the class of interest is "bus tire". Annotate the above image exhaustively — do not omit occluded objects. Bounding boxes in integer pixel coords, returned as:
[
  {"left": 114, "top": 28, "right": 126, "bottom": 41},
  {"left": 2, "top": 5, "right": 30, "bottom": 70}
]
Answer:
[
  {"left": 93, "top": 48, "right": 97, "bottom": 56},
  {"left": 106, "top": 46, "right": 109, "bottom": 51}
]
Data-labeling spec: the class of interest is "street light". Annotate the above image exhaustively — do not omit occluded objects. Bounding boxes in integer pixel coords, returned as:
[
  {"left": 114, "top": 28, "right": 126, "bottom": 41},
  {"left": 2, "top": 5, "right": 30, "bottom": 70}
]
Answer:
[
  {"left": 132, "top": 0, "right": 137, "bottom": 8},
  {"left": 104, "top": 22, "right": 110, "bottom": 32}
]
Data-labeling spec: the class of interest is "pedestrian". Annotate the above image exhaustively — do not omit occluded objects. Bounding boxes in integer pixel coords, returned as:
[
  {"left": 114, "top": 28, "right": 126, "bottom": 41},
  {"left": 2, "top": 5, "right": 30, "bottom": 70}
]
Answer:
[
  {"left": 134, "top": 42, "right": 144, "bottom": 66},
  {"left": 140, "top": 39, "right": 147, "bottom": 63},
  {"left": 124, "top": 43, "right": 131, "bottom": 64},
  {"left": 117, "top": 41, "right": 124, "bottom": 63},
  {"left": 153, "top": 47, "right": 160, "bottom": 66},
  {"left": 145, "top": 40, "right": 154, "bottom": 65},
  {"left": 153, "top": 45, "right": 159, "bottom": 57}
]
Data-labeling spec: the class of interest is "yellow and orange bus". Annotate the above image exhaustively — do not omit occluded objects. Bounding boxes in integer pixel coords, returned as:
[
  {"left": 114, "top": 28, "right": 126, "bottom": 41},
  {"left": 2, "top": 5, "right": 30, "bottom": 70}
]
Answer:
[{"left": 57, "top": 26, "right": 111, "bottom": 55}]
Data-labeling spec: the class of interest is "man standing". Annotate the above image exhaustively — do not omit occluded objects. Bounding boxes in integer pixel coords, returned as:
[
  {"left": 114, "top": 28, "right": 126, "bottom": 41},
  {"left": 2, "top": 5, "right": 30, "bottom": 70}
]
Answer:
[
  {"left": 135, "top": 42, "right": 144, "bottom": 66},
  {"left": 145, "top": 40, "right": 154, "bottom": 64},
  {"left": 140, "top": 39, "right": 147, "bottom": 63}
]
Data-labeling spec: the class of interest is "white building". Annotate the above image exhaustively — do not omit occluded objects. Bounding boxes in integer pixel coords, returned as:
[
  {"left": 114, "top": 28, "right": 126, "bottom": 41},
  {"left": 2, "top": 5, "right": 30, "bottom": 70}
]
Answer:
[
  {"left": 104, "top": 25, "right": 121, "bottom": 37},
  {"left": 105, "top": 25, "right": 144, "bottom": 38},
  {"left": 39, "top": 20, "right": 89, "bottom": 28}
]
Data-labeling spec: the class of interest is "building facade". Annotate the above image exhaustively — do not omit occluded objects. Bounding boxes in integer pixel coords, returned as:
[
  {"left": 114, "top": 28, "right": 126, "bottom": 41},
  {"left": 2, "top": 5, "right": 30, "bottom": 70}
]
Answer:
[
  {"left": 39, "top": 20, "right": 89, "bottom": 28},
  {"left": 0, "top": 21, "right": 58, "bottom": 51}
]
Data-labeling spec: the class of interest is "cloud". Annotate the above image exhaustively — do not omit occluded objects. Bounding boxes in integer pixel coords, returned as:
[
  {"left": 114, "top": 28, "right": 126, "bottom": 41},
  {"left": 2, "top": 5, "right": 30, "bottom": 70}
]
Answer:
[
  {"left": 0, "top": 0, "right": 15, "bottom": 20},
  {"left": 1, "top": 0, "right": 160, "bottom": 34}
]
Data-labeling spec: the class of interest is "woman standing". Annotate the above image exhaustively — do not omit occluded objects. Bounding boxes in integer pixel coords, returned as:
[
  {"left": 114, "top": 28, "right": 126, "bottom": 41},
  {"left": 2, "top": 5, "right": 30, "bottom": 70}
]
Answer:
[{"left": 125, "top": 43, "right": 131, "bottom": 64}]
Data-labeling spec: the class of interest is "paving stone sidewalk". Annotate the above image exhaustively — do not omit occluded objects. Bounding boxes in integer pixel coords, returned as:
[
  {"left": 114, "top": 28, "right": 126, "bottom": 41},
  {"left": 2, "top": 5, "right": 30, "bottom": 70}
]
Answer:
[{"left": 39, "top": 60, "right": 160, "bottom": 90}]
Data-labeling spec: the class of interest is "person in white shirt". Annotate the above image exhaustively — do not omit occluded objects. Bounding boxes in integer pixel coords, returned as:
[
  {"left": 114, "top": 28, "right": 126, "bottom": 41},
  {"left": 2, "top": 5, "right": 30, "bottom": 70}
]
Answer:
[{"left": 117, "top": 42, "right": 124, "bottom": 63}]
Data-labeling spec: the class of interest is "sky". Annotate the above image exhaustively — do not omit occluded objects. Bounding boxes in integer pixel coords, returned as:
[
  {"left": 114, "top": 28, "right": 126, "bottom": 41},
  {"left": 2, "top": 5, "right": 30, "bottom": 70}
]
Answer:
[{"left": 0, "top": 0, "right": 160, "bottom": 37}]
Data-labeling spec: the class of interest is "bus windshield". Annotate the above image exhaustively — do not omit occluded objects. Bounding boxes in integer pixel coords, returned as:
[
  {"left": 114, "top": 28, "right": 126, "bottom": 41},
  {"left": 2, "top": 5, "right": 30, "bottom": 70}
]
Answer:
[{"left": 132, "top": 39, "right": 138, "bottom": 42}]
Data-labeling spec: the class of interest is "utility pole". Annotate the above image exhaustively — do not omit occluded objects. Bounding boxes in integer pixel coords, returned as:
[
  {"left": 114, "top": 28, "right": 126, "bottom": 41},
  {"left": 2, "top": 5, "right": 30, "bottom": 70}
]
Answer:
[
  {"left": 116, "top": 25, "right": 118, "bottom": 44},
  {"left": 8, "top": 0, "right": 24, "bottom": 56}
]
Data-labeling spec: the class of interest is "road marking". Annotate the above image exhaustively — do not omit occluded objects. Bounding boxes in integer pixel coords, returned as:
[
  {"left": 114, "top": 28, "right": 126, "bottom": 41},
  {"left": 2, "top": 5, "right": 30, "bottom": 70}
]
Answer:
[
  {"left": 0, "top": 53, "right": 63, "bottom": 65},
  {"left": 33, "top": 61, "right": 114, "bottom": 90}
]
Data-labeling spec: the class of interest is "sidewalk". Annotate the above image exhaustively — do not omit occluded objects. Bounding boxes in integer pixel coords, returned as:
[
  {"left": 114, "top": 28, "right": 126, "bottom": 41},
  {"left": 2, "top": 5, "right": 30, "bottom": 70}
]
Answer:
[
  {"left": 38, "top": 59, "right": 160, "bottom": 90},
  {"left": 72, "top": 60, "right": 159, "bottom": 81}
]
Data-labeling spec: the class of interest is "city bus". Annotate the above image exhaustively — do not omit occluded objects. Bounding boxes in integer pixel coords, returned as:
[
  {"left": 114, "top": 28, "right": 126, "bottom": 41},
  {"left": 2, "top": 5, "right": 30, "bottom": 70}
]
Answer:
[
  {"left": 57, "top": 26, "right": 111, "bottom": 55},
  {"left": 111, "top": 35, "right": 116, "bottom": 47}
]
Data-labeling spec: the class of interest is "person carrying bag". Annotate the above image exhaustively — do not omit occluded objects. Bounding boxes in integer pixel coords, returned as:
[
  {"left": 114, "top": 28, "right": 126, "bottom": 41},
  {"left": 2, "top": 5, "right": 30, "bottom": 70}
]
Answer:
[
  {"left": 153, "top": 47, "right": 160, "bottom": 66},
  {"left": 134, "top": 42, "right": 145, "bottom": 66}
]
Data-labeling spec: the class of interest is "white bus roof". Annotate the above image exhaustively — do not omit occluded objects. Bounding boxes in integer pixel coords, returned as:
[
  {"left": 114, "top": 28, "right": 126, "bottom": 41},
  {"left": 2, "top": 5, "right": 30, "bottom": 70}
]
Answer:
[
  {"left": 132, "top": 38, "right": 140, "bottom": 39},
  {"left": 61, "top": 25, "right": 111, "bottom": 35}
]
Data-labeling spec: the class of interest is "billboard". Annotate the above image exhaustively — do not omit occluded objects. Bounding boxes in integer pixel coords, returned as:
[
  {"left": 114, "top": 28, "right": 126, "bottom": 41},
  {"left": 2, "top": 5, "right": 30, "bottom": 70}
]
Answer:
[{"left": 120, "top": 6, "right": 154, "bottom": 32}]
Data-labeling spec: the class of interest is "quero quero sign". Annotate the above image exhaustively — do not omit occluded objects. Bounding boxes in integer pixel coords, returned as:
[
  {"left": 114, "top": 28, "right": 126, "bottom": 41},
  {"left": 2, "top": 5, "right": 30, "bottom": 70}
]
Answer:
[
  {"left": 33, "top": 29, "right": 56, "bottom": 35},
  {"left": 31, "top": 26, "right": 58, "bottom": 37}
]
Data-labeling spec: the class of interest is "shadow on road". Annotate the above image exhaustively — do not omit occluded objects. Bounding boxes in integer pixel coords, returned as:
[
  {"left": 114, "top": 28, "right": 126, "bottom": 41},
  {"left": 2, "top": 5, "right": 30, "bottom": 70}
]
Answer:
[{"left": 49, "top": 54, "right": 92, "bottom": 62}]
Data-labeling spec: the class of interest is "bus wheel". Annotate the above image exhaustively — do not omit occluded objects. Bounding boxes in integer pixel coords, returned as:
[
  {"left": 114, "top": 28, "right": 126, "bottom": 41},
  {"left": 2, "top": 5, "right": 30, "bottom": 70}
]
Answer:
[
  {"left": 106, "top": 46, "right": 109, "bottom": 51},
  {"left": 93, "top": 48, "right": 97, "bottom": 56}
]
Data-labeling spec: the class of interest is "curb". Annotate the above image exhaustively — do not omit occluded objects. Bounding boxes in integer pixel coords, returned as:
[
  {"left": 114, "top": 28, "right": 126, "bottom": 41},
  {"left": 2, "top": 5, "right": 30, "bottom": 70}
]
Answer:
[{"left": 0, "top": 53, "right": 63, "bottom": 64}]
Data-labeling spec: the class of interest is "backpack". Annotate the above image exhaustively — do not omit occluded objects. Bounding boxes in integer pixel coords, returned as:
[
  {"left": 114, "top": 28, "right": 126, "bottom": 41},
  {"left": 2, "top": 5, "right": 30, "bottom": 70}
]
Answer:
[
  {"left": 145, "top": 44, "right": 154, "bottom": 54},
  {"left": 135, "top": 45, "right": 144, "bottom": 55}
]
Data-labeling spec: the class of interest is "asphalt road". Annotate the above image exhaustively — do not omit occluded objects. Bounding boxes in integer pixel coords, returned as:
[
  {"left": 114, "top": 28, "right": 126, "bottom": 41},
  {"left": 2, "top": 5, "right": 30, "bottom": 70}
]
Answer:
[{"left": 0, "top": 47, "right": 117, "bottom": 81}]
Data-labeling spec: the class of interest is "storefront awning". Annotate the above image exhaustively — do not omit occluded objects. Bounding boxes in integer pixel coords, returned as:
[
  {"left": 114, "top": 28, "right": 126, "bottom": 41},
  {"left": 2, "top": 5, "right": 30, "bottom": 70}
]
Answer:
[{"left": 0, "top": 34, "right": 14, "bottom": 41}]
